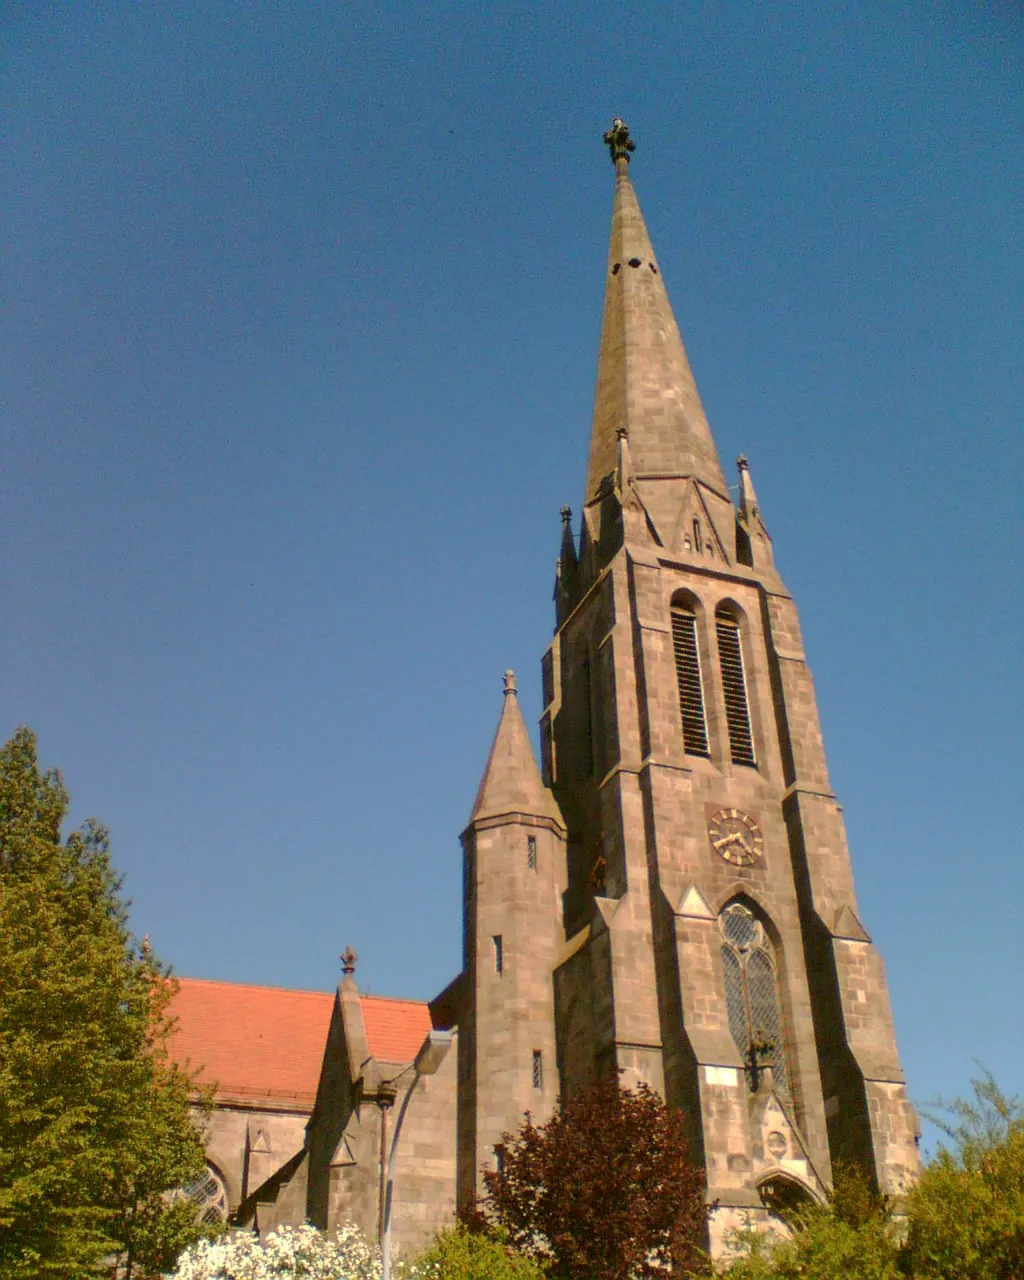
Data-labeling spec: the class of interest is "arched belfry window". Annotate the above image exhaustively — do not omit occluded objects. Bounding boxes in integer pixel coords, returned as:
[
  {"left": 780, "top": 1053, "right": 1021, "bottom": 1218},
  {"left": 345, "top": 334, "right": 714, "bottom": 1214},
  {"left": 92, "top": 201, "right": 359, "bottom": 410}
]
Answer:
[
  {"left": 670, "top": 601, "right": 709, "bottom": 757},
  {"left": 719, "top": 902, "right": 789, "bottom": 1094},
  {"left": 716, "top": 608, "right": 756, "bottom": 767}
]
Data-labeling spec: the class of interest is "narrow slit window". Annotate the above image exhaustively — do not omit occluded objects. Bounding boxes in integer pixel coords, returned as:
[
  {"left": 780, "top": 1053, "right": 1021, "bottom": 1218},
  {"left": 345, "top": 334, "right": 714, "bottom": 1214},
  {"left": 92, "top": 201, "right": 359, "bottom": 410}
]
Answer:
[
  {"left": 532, "top": 1050, "right": 543, "bottom": 1090},
  {"left": 492, "top": 935, "right": 503, "bottom": 976},
  {"left": 527, "top": 835, "right": 537, "bottom": 871},
  {"left": 670, "top": 606, "right": 710, "bottom": 756},
  {"left": 716, "top": 613, "right": 756, "bottom": 766}
]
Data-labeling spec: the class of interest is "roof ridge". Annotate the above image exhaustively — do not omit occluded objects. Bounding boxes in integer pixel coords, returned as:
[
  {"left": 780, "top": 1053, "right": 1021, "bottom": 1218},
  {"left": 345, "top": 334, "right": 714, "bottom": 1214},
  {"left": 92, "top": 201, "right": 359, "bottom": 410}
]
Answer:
[
  {"left": 359, "top": 993, "right": 430, "bottom": 1007},
  {"left": 174, "top": 976, "right": 334, "bottom": 998}
]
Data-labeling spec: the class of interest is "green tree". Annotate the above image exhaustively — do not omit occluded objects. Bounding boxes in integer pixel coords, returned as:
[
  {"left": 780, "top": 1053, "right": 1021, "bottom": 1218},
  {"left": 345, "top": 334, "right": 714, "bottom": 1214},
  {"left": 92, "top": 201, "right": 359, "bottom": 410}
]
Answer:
[
  {"left": 480, "top": 1075, "right": 709, "bottom": 1279},
  {"left": 414, "top": 1224, "right": 549, "bottom": 1280},
  {"left": 721, "top": 1074, "right": 1024, "bottom": 1280},
  {"left": 0, "top": 727, "right": 211, "bottom": 1279},
  {"left": 902, "top": 1070, "right": 1024, "bottom": 1280},
  {"left": 721, "top": 1163, "right": 900, "bottom": 1280}
]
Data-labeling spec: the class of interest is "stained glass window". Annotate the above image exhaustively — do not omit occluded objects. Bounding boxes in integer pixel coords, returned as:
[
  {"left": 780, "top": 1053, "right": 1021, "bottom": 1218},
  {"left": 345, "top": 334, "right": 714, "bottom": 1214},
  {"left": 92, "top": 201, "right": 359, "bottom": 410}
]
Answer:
[{"left": 719, "top": 902, "right": 789, "bottom": 1095}]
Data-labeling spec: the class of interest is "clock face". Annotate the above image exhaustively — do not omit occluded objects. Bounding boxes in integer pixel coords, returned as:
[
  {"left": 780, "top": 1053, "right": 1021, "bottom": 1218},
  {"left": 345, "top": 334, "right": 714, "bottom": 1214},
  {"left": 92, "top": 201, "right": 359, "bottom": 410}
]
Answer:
[{"left": 708, "top": 808, "right": 764, "bottom": 867}]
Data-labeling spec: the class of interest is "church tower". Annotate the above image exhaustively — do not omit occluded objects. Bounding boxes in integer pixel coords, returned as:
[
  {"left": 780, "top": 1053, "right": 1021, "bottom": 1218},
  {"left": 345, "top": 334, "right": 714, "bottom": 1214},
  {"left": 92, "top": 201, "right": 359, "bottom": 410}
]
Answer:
[
  {"left": 536, "top": 120, "right": 919, "bottom": 1245},
  {"left": 458, "top": 672, "right": 566, "bottom": 1206}
]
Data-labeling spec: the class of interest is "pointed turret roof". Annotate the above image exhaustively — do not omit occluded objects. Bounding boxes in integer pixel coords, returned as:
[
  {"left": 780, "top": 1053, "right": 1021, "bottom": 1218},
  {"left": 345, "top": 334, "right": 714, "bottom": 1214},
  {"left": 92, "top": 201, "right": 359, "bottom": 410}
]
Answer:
[
  {"left": 469, "top": 671, "right": 562, "bottom": 826},
  {"left": 586, "top": 120, "right": 728, "bottom": 507},
  {"left": 737, "top": 454, "right": 761, "bottom": 523}
]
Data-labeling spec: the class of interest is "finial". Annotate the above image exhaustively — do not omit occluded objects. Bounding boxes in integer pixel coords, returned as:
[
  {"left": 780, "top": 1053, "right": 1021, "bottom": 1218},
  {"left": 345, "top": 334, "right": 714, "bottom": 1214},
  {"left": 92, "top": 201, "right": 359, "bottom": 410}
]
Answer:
[
  {"left": 140, "top": 933, "right": 153, "bottom": 962},
  {"left": 560, "top": 504, "right": 572, "bottom": 525},
  {"left": 341, "top": 945, "right": 357, "bottom": 977},
  {"left": 603, "top": 117, "right": 635, "bottom": 165},
  {"left": 617, "top": 426, "right": 629, "bottom": 440},
  {"left": 737, "top": 454, "right": 749, "bottom": 471},
  {"left": 503, "top": 670, "right": 517, "bottom": 697}
]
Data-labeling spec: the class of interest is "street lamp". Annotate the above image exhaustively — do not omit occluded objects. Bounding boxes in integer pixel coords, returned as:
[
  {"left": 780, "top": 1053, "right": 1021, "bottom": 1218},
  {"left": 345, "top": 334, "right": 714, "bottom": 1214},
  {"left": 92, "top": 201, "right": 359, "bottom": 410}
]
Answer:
[{"left": 380, "top": 1029, "right": 453, "bottom": 1280}]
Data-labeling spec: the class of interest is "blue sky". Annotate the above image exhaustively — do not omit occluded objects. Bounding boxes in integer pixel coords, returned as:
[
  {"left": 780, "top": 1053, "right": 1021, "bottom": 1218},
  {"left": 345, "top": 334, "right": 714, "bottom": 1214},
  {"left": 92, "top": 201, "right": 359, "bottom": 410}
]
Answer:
[{"left": 3, "top": 2, "right": 1021, "bottom": 1134}]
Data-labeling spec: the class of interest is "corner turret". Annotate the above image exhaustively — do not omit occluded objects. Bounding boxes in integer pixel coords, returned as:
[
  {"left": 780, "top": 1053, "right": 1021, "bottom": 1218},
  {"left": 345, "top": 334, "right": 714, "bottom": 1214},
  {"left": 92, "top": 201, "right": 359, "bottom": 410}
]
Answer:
[{"left": 458, "top": 673, "right": 566, "bottom": 1208}]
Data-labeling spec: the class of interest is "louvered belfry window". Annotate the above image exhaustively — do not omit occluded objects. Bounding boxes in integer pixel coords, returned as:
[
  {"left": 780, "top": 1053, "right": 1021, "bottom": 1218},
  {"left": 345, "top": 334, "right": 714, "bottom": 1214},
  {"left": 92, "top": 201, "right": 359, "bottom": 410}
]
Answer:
[
  {"left": 671, "top": 605, "right": 710, "bottom": 756},
  {"left": 716, "top": 612, "right": 756, "bottom": 766},
  {"left": 720, "top": 902, "right": 789, "bottom": 1095}
]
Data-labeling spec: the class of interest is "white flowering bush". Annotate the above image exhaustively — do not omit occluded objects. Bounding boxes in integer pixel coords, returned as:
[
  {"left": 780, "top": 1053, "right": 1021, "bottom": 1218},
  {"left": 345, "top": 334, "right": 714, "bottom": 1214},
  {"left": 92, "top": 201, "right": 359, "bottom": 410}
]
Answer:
[{"left": 170, "top": 1222, "right": 407, "bottom": 1280}]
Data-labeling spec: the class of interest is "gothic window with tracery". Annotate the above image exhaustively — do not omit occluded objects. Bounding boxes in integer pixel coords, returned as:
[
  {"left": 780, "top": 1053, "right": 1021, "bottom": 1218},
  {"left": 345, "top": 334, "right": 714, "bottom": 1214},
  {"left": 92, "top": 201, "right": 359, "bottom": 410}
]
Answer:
[
  {"left": 719, "top": 902, "right": 789, "bottom": 1095},
  {"left": 179, "top": 1162, "right": 229, "bottom": 1225}
]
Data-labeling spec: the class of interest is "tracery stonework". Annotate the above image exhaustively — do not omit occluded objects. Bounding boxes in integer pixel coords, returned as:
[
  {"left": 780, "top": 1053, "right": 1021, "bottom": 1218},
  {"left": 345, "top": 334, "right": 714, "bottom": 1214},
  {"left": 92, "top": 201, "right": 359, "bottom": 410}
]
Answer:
[{"left": 167, "top": 122, "right": 919, "bottom": 1258}]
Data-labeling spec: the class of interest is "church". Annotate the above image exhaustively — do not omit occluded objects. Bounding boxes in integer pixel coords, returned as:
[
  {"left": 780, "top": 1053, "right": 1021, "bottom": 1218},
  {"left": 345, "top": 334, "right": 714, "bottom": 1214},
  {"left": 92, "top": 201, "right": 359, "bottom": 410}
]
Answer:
[{"left": 167, "top": 120, "right": 920, "bottom": 1259}]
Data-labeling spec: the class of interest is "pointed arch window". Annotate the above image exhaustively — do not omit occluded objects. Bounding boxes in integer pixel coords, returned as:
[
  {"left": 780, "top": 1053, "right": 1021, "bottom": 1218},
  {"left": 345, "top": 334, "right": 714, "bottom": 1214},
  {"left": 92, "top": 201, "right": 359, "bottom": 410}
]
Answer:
[
  {"left": 670, "top": 603, "right": 709, "bottom": 757},
  {"left": 716, "top": 610, "right": 756, "bottom": 767},
  {"left": 178, "top": 1163, "right": 229, "bottom": 1225},
  {"left": 719, "top": 902, "right": 789, "bottom": 1094}
]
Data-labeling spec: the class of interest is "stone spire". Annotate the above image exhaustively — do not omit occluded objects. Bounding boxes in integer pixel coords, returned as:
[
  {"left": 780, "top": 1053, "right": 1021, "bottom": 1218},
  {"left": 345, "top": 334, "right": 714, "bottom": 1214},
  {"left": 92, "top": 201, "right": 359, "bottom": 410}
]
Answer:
[
  {"left": 736, "top": 453, "right": 774, "bottom": 569},
  {"left": 558, "top": 505, "right": 577, "bottom": 574},
  {"left": 736, "top": 454, "right": 760, "bottom": 523},
  {"left": 585, "top": 119, "right": 728, "bottom": 508},
  {"left": 468, "top": 671, "right": 562, "bottom": 826}
]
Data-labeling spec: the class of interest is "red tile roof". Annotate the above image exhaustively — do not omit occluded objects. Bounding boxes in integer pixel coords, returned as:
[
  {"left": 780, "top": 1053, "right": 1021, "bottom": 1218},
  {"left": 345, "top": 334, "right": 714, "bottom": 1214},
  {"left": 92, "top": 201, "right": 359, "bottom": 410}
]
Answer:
[
  {"left": 166, "top": 977, "right": 433, "bottom": 1108},
  {"left": 361, "top": 995, "right": 433, "bottom": 1063},
  {"left": 167, "top": 978, "right": 334, "bottom": 1108}
]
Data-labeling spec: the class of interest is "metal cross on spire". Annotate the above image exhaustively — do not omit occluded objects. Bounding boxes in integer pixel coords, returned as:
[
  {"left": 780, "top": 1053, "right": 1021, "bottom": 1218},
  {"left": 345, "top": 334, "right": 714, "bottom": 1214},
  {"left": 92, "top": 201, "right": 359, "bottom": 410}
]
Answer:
[{"left": 603, "top": 117, "right": 636, "bottom": 164}]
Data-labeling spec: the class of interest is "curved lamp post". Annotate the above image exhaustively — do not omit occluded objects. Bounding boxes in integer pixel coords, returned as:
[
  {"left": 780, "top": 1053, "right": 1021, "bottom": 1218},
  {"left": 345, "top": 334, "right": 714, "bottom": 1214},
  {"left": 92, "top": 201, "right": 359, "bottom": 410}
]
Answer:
[{"left": 380, "top": 1029, "right": 453, "bottom": 1280}]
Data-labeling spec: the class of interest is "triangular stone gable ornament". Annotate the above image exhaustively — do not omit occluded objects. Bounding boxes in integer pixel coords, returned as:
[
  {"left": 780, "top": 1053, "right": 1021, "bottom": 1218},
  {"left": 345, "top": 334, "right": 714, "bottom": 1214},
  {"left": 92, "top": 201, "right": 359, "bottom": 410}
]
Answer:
[
  {"left": 833, "top": 903, "right": 871, "bottom": 942},
  {"left": 328, "top": 1134, "right": 358, "bottom": 1168},
  {"left": 676, "top": 883, "right": 715, "bottom": 920},
  {"left": 247, "top": 1120, "right": 272, "bottom": 1154},
  {"left": 748, "top": 1075, "right": 828, "bottom": 1201},
  {"left": 663, "top": 478, "right": 728, "bottom": 564},
  {"left": 620, "top": 483, "right": 663, "bottom": 549}
]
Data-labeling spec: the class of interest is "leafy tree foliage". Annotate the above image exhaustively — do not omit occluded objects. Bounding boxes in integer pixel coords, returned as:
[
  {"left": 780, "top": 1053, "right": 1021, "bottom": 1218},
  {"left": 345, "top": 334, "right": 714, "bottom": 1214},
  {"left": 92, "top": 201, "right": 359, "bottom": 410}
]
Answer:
[
  {"left": 0, "top": 728, "right": 210, "bottom": 1278},
  {"left": 480, "top": 1075, "right": 709, "bottom": 1279},
  {"left": 722, "top": 1074, "right": 1024, "bottom": 1280},
  {"left": 721, "top": 1163, "right": 900, "bottom": 1280},
  {"left": 413, "top": 1224, "right": 548, "bottom": 1280},
  {"left": 902, "top": 1071, "right": 1024, "bottom": 1279}
]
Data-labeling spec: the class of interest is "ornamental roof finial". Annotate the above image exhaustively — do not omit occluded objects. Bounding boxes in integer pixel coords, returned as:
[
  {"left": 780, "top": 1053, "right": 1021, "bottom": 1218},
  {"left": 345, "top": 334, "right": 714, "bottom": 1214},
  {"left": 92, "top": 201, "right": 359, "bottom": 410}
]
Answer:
[
  {"left": 603, "top": 117, "right": 636, "bottom": 164},
  {"left": 503, "top": 670, "right": 517, "bottom": 697},
  {"left": 341, "top": 945, "right": 357, "bottom": 977}
]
